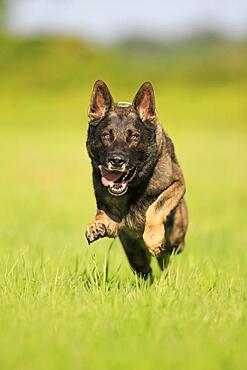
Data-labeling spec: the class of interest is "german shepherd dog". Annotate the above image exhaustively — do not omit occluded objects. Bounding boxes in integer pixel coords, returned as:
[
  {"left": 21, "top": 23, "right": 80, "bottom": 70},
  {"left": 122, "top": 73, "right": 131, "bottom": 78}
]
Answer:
[{"left": 86, "top": 80, "right": 188, "bottom": 279}]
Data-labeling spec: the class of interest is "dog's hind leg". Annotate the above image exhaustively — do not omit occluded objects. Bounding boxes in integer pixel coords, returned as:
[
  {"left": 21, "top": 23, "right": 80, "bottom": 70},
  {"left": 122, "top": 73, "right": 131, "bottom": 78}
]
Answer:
[{"left": 119, "top": 229, "right": 152, "bottom": 280}]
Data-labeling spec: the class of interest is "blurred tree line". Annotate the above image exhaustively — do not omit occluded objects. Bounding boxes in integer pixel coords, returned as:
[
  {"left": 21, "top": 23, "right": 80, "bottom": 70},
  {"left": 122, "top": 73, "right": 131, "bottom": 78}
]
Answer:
[
  {"left": 0, "top": 0, "right": 246, "bottom": 90},
  {"left": 0, "top": 32, "right": 246, "bottom": 90}
]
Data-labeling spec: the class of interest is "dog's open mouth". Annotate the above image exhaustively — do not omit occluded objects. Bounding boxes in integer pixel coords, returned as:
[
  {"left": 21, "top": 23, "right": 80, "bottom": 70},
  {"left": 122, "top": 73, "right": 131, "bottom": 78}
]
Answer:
[{"left": 99, "top": 165, "right": 138, "bottom": 196}]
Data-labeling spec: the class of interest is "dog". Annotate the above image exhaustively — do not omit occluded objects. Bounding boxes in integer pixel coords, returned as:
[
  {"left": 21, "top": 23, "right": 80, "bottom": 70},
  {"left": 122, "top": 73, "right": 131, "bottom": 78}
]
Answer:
[{"left": 85, "top": 80, "right": 188, "bottom": 279}]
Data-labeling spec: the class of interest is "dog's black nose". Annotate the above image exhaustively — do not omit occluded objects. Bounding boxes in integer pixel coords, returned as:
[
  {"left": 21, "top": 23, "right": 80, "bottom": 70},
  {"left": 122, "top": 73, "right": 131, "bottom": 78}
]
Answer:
[{"left": 108, "top": 153, "right": 126, "bottom": 168}]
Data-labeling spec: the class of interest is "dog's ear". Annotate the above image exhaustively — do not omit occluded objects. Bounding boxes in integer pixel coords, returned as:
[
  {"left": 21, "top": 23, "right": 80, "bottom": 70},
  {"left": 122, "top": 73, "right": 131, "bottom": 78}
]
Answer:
[
  {"left": 133, "top": 82, "right": 157, "bottom": 125},
  {"left": 88, "top": 80, "right": 113, "bottom": 122}
]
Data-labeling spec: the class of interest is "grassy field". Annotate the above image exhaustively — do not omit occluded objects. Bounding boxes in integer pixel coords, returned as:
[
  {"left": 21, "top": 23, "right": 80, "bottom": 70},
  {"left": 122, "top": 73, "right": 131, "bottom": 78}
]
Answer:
[{"left": 0, "top": 35, "right": 247, "bottom": 370}]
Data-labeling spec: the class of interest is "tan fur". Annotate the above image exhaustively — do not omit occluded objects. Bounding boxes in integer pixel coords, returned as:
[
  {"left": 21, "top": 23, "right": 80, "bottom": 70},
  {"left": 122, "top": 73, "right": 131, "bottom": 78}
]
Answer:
[
  {"left": 86, "top": 210, "right": 120, "bottom": 244},
  {"left": 143, "top": 178, "right": 185, "bottom": 256}
]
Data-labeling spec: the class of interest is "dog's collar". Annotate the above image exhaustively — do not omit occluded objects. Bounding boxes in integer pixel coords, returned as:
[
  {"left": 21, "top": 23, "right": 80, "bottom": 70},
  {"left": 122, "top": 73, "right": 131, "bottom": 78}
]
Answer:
[{"left": 116, "top": 102, "right": 132, "bottom": 107}]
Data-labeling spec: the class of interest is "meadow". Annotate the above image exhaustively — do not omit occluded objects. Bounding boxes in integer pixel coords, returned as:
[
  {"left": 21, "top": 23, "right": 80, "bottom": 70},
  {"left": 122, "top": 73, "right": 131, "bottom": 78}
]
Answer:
[{"left": 0, "top": 35, "right": 246, "bottom": 370}]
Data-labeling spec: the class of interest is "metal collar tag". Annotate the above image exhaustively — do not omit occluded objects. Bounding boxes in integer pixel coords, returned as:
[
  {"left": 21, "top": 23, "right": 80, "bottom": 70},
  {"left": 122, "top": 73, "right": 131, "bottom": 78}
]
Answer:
[{"left": 116, "top": 102, "right": 132, "bottom": 107}]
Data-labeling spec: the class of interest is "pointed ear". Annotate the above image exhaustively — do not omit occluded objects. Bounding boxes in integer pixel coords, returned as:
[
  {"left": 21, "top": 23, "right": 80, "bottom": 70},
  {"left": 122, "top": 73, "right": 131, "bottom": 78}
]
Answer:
[
  {"left": 88, "top": 80, "right": 113, "bottom": 122},
  {"left": 133, "top": 82, "right": 157, "bottom": 124}
]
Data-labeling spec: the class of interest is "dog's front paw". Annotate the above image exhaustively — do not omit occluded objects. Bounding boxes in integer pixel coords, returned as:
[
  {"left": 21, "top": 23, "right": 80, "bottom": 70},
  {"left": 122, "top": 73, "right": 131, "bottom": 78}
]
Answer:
[
  {"left": 143, "top": 223, "right": 166, "bottom": 257},
  {"left": 86, "top": 221, "right": 107, "bottom": 244}
]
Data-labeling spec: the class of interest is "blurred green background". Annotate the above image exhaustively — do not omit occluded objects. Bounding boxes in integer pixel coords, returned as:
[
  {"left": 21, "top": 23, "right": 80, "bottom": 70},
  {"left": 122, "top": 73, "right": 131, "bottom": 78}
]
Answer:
[{"left": 0, "top": 1, "right": 247, "bottom": 370}]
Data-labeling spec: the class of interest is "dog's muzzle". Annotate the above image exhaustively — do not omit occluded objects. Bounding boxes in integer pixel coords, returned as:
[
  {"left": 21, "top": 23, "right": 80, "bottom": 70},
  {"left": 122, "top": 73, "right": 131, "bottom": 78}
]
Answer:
[{"left": 99, "top": 163, "right": 139, "bottom": 196}]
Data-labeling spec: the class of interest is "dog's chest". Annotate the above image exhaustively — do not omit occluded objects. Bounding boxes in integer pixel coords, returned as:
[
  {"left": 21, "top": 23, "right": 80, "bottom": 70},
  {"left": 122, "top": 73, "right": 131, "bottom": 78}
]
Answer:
[
  {"left": 103, "top": 187, "right": 157, "bottom": 234},
  {"left": 124, "top": 196, "right": 156, "bottom": 235},
  {"left": 124, "top": 208, "right": 143, "bottom": 233}
]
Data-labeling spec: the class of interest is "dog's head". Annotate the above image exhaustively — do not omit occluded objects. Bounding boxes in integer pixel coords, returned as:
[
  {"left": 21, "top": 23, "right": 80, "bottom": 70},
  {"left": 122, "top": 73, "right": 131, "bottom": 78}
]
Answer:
[{"left": 87, "top": 80, "right": 159, "bottom": 196}]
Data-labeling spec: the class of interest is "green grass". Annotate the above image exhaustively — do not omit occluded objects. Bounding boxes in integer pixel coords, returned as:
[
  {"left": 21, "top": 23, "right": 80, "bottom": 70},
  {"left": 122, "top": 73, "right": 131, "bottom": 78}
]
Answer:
[{"left": 0, "top": 35, "right": 247, "bottom": 370}]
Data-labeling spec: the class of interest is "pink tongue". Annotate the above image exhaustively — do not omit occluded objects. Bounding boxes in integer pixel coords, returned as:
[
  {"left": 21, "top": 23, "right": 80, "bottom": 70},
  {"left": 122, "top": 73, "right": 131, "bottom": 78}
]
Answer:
[{"left": 99, "top": 166, "right": 123, "bottom": 187}]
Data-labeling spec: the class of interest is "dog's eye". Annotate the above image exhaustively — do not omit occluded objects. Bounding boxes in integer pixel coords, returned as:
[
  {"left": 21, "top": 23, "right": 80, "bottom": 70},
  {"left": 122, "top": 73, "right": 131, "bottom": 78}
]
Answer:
[{"left": 102, "top": 133, "right": 110, "bottom": 140}]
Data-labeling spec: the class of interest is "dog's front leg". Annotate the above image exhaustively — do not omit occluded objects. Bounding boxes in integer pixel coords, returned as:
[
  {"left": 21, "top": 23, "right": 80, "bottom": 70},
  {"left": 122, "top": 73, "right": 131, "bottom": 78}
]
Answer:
[
  {"left": 143, "top": 180, "right": 185, "bottom": 256},
  {"left": 86, "top": 210, "right": 120, "bottom": 244}
]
